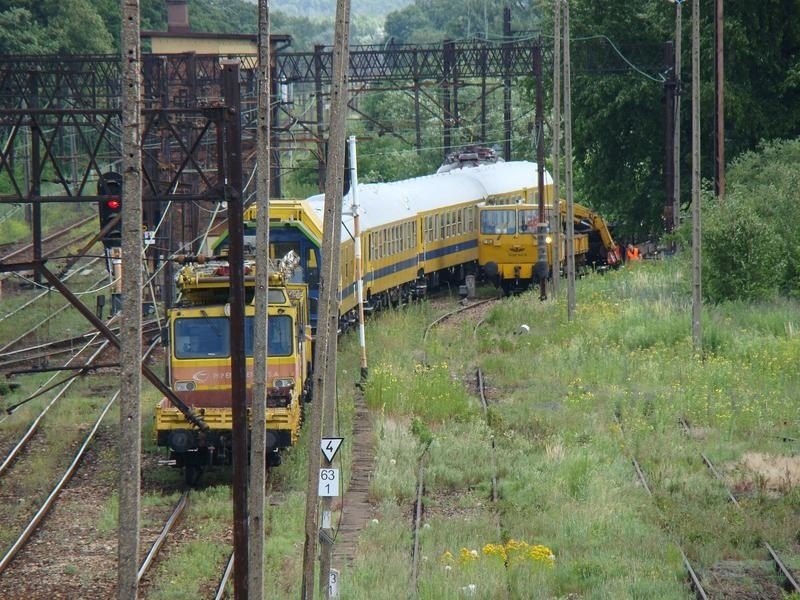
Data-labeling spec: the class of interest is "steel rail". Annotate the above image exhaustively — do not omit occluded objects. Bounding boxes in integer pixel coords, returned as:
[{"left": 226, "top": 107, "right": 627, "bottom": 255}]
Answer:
[
  {"left": 0, "top": 214, "right": 95, "bottom": 263},
  {"left": 699, "top": 451, "right": 800, "bottom": 594},
  {"left": 614, "top": 412, "right": 709, "bottom": 599},
  {"left": 137, "top": 491, "right": 190, "bottom": 582},
  {"left": 0, "top": 336, "right": 109, "bottom": 473},
  {"left": 0, "top": 318, "right": 158, "bottom": 363},
  {"left": 477, "top": 368, "right": 498, "bottom": 503},
  {"left": 0, "top": 337, "right": 161, "bottom": 573},
  {"left": 410, "top": 456, "right": 427, "bottom": 593},
  {"left": 0, "top": 388, "right": 119, "bottom": 573},
  {"left": 422, "top": 297, "right": 497, "bottom": 342},
  {"left": 0, "top": 273, "right": 109, "bottom": 355},
  {"left": 0, "top": 256, "right": 100, "bottom": 324},
  {"left": 214, "top": 552, "right": 235, "bottom": 600}
]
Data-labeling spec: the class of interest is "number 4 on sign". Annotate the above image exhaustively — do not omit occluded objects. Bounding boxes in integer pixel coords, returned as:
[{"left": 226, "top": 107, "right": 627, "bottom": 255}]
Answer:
[{"left": 321, "top": 437, "right": 344, "bottom": 462}]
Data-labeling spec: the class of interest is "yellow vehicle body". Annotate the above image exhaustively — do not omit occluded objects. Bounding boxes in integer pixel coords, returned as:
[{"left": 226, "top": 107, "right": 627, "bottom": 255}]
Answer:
[
  {"left": 155, "top": 263, "right": 309, "bottom": 470},
  {"left": 477, "top": 200, "right": 615, "bottom": 291}
]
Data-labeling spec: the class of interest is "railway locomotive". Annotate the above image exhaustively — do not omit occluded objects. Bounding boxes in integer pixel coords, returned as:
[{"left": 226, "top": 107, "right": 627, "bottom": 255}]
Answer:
[{"left": 154, "top": 256, "right": 310, "bottom": 480}]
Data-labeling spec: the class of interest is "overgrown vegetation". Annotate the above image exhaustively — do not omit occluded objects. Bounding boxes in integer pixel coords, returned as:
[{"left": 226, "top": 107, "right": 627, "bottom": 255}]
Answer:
[
  {"left": 2, "top": 260, "right": 798, "bottom": 596},
  {"left": 684, "top": 138, "right": 800, "bottom": 302},
  {"left": 327, "top": 261, "right": 800, "bottom": 598}
]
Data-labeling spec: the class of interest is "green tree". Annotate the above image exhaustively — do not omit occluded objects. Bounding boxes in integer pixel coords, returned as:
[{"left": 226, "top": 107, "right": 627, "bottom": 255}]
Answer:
[
  {"left": 0, "top": 8, "right": 52, "bottom": 54},
  {"left": 0, "top": 0, "right": 113, "bottom": 54},
  {"left": 546, "top": 0, "right": 800, "bottom": 241},
  {"left": 690, "top": 138, "right": 800, "bottom": 302}
]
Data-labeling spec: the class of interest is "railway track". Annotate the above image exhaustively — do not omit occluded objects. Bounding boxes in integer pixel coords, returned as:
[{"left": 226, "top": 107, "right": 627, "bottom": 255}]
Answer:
[
  {"left": 410, "top": 296, "right": 503, "bottom": 595},
  {"left": 678, "top": 417, "right": 800, "bottom": 595},
  {"left": 0, "top": 214, "right": 96, "bottom": 265},
  {"left": 612, "top": 412, "right": 710, "bottom": 599},
  {"left": 615, "top": 410, "right": 800, "bottom": 598},
  {"left": 0, "top": 336, "right": 160, "bottom": 586},
  {"left": 137, "top": 491, "right": 189, "bottom": 583}
]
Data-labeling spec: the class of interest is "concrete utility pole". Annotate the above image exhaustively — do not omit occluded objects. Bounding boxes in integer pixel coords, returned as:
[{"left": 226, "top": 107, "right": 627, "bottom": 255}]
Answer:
[
  {"left": 248, "top": 0, "right": 271, "bottom": 597},
  {"left": 691, "top": 0, "right": 702, "bottom": 350},
  {"left": 673, "top": 0, "right": 682, "bottom": 231},
  {"left": 551, "top": 0, "right": 562, "bottom": 298},
  {"left": 221, "top": 60, "right": 249, "bottom": 600},
  {"left": 714, "top": 0, "right": 725, "bottom": 199},
  {"left": 117, "top": 1, "right": 143, "bottom": 599},
  {"left": 301, "top": 0, "right": 351, "bottom": 597},
  {"left": 563, "top": 0, "right": 576, "bottom": 320},
  {"left": 535, "top": 46, "right": 548, "bottom": 301}
]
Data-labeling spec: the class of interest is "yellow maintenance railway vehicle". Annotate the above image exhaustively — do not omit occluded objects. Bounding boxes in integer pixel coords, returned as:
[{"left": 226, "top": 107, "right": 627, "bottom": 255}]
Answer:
[
  {"left": 154, "top": 256, "right": 310, "bottom": 482},
  {"left": 477, "top": 199, "right": 620, "bottom": 293}
]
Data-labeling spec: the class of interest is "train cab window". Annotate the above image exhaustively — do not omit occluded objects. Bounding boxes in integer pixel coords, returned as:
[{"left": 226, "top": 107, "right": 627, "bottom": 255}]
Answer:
[
  {"left": 244, "top": 315, "right": 293, "bottom": 357},
  {"left": 480, "top": 209, "right": 516, "bottom": 235},
  {"left": 307, "top": 248, "right": 320, "bottom": 287},
  {"left": 519, "top": 209, "right": 538, "bottom": 232},
  {"left": 271, "top": 241, "right": 299, "bottom": 260},
  {"left": 174, "top": 317, "right": 230, "bottom": 358}
]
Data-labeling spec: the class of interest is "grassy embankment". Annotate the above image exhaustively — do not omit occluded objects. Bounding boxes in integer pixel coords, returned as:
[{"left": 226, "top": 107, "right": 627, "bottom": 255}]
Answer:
[{"left": 10, "top": 258, "right": 795, "bottom": 598}]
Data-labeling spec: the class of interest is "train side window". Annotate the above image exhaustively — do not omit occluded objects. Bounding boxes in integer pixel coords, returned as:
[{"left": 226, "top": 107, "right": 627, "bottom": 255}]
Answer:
[
  {"left": 267, "top": 314, "right": 293, "bottom": 356},
  {"left": 519, "top": 209, "right": 537, "bottom": 232},
  {"left": 467, "top": 207, "right": 475, "bottom": 232},
  {"left": 457, "top": 209, "right": 463, "bottom": 235},
  {"left": 307, "top": 247, "right": 320, "bottom": 286}
]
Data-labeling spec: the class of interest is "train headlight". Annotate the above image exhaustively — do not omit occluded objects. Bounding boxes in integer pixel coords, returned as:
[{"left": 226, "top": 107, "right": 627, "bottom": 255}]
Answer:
[
  {"left": 272, "top": 377, "right": 295, "bottom": 390},
  {"left": 174, "top": 380, "right": 196, "bottom": 392}
]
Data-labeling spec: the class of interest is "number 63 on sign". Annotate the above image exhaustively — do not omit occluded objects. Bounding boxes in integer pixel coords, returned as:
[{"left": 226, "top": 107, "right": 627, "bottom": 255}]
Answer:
[{"left": 318, "top": 468, "right": 340, "bottom": 497}]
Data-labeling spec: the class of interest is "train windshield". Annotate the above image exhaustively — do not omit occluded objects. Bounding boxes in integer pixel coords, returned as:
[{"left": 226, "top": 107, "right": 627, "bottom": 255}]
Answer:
[
  {"left": 518, "top": 209, "right": 538, "bottom": 233},
  {"left": 174, "top": 314, "right": 294, "bottom": 358},
  {"left": 245, "top": 315, "right": 294, "bottom": 357},
  {"left": 480, "top": 209, "right": 516, "bottom": 235}
]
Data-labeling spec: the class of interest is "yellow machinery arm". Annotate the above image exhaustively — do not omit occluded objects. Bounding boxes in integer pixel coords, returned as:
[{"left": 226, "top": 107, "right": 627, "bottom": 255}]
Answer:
[{"left": 558, "top": 200, "right": 621, "bottom": 265}]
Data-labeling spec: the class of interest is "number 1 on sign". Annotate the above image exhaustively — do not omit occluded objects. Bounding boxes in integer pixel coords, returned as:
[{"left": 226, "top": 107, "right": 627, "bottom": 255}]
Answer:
[{"left": 318, "top": 468, "right": 340, "bottom": 497}]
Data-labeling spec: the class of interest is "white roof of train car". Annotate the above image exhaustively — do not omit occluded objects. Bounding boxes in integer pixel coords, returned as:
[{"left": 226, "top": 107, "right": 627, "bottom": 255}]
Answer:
[{"left": 305, "top": 161, "right": 547, "bottom": 237}]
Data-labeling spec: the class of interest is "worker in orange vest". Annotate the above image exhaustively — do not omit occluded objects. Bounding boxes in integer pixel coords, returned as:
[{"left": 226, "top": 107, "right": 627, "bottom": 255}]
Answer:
[{"left": 626, "top": 244, "right": 640, "bottom": 261}]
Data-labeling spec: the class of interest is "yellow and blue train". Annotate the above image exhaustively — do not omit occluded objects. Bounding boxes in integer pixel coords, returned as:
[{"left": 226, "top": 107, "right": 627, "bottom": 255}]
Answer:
[{"left": 154, "top": 157, "right": 619, "bottom": 479}]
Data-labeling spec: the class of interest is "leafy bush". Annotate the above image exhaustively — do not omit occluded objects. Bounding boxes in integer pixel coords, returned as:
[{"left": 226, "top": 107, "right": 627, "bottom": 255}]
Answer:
[{"left": 689, "top": 137, "right": 800, "bottom": 302}]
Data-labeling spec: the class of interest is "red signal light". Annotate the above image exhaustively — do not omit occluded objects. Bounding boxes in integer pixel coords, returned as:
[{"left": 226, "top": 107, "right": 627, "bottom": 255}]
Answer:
[{"left": 106, "top": 197, "right": 121, "bottom": 210}]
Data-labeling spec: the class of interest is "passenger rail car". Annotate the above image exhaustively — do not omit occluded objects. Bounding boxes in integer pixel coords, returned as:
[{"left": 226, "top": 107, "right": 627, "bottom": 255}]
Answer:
[
  {"left": 305, "top": 160, "right": 557, "bottom": 320},
  {"left": 214, "top": 160, "right": 617, "bottom": 333},
  {"left": 154, "top": 260, "right": 310, "bottom": 480}
]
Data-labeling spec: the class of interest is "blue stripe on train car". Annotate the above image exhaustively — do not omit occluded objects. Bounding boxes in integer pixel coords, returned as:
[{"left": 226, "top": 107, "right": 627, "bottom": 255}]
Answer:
[
  {"left": 340, "top": 238, "right": 478, "bottom": 302},
  {"left": 421, "top": 238, "right": 478, "bottom": 260}
]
